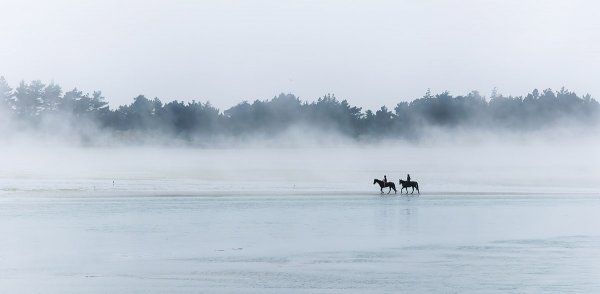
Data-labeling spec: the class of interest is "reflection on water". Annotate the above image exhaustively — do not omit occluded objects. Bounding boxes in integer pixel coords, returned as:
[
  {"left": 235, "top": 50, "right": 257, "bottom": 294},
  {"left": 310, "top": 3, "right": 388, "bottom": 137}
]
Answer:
[{"left": 1, "top": 193, "right": 599, "bottom": 293}]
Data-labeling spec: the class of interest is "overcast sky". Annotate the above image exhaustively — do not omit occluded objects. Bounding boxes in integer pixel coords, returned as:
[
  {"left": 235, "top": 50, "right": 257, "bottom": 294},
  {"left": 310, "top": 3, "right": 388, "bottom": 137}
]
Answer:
[{"left": 1, "top": 0, "right": 599, "bottom": 110}]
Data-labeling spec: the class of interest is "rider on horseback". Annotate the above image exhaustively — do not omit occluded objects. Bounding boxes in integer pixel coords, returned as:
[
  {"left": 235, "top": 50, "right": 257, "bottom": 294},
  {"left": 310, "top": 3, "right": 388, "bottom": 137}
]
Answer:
[
  {"left": 383, "top": 175, "right": 387, "bottom": 186},
  {"left": 399, "top": 174, "right": 420, "bottom": 194}
]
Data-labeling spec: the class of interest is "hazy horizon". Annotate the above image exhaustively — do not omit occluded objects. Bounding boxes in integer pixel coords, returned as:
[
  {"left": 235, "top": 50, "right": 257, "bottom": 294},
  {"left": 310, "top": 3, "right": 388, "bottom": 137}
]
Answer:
[
  {"left": 2, "top": 0, "right": 600, "bottom": 110},
  {"left": 3, "top": 2, "right": 600, "bottom": 292}
]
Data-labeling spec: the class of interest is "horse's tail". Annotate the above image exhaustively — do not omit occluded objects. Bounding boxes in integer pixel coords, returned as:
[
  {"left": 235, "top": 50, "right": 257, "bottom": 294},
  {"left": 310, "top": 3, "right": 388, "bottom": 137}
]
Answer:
[{"left": 416, "top": 182, "right": 419, "bottom": 193}]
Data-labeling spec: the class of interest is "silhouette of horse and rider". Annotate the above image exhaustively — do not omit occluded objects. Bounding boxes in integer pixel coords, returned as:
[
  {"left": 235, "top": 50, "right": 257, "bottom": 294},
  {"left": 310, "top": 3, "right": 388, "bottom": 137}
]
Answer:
[
  {"left": 373, "top": 175, "right": 396, "bottom": 194},
  {"left": 374, "top": 174, "right": 419, "bottom": 195}
]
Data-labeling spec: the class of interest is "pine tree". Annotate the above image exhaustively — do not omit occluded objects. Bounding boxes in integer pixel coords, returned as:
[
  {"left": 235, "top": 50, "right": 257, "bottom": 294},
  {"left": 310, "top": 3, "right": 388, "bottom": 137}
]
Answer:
[{"left": 0, "top": 76, "right": 13, "bottom": 109}]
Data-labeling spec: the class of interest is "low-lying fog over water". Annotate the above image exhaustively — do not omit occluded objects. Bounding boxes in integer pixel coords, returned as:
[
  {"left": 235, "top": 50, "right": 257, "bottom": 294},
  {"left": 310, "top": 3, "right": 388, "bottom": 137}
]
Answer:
[
  {"left": 4, "top": 0, "right": 600, "bottom": 292},
  {"left": 1, "top": 138, "right": 599, "bottom": 293},
  {"left": 1, "top": 135, "right": 599, "bottom": 194}
]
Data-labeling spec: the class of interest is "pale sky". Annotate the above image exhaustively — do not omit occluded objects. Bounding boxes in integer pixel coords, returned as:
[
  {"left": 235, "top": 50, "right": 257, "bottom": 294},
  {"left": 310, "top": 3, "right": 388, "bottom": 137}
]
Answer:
[{"left": 1, "top": 0, "right": 599, "bottom": 110}]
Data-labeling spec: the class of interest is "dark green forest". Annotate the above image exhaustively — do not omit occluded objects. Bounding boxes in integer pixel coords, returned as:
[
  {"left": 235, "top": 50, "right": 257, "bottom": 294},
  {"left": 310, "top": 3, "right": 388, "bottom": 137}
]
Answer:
[{"left": 1, "top": 76, "right": 598, "bottom": 141}]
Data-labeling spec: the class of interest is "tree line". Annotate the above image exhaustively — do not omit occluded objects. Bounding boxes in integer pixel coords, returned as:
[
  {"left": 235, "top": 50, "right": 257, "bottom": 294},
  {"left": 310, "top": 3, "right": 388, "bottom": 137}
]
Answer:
[{"left": 1, "top": 76, "right": 598, "bottom": 141}]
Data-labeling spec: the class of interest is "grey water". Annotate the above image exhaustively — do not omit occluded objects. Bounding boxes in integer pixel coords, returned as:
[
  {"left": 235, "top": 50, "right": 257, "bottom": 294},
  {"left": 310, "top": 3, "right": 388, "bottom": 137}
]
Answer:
[
  {"left": 1, "top": 193, "right": 600, "bottom": 293},
  {"left": 0, "top": 144, "right": 599, "bottom": 293}
]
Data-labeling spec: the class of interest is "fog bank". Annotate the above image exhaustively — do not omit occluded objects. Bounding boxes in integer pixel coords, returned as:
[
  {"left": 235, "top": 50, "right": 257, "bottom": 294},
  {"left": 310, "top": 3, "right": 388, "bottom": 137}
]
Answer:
[
  {"left": 1, "top": 136, "right": 598, "bottom": 195},
  {"left": 1, "top": 78, "right": 599, "bottom": 147}
]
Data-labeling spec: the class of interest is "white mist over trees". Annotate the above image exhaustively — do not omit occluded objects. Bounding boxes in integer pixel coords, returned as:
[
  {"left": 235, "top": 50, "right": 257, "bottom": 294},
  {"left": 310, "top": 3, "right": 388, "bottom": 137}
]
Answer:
[{"left": 0, "top": 76, "right": 598, "bottom": 144}]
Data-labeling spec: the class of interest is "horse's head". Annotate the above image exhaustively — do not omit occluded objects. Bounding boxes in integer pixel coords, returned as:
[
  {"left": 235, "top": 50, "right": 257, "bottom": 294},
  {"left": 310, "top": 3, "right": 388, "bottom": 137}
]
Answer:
[
  {"left": 373, "top": 179, "right": 378, "bottom": 185},
  {"left": 399, "top": 179, "right": 404, "bottom": 184}
]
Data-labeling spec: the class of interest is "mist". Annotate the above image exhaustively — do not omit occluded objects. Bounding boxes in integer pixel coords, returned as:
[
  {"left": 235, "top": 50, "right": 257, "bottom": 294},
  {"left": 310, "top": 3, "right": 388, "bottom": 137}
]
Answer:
[
  {"left": 1, "top": 77, "right": 598, "bottom": 148},
  {"left": 3, "top": 1, "right": 600, "bottom": 290},
  {"left": 1, "top": 137, "right": 598, "bottom": 197},
  {"left": 1, "top": 75, "right": 599, "bottom": 198}
]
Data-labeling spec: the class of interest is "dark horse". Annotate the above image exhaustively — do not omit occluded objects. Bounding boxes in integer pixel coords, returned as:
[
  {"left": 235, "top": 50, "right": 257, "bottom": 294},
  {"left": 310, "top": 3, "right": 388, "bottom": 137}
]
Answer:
[
  {"left": 373, "top": 179, "right": 397, "bottom": 194},
  {"left": 399, "top": 179, "right": 419, "bottom": 194}
]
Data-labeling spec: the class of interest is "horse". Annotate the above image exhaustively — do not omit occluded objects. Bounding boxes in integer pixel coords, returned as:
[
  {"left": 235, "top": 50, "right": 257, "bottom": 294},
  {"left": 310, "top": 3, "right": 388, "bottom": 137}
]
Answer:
[
  {"left": 399, "top": 179, "right": 419, "bottom": 194},
  {"left": 373, "top": 179, "right": 397, "bottom": 194}
]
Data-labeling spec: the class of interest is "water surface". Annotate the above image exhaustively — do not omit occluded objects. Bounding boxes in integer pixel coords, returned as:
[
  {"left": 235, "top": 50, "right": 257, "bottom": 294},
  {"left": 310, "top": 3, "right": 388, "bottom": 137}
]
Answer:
[{"left": 1, "top": 192, "right": 599, "bottom": 293}]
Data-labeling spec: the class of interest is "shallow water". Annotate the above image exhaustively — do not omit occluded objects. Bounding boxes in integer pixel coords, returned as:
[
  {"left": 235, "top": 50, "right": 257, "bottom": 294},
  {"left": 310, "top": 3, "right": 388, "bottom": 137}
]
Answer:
[
  {"left": 1, "top": 192, "right": 600, "bottom": 293},
  {"left": 1, "top": 145, "right": 599, "bottom": 292}
]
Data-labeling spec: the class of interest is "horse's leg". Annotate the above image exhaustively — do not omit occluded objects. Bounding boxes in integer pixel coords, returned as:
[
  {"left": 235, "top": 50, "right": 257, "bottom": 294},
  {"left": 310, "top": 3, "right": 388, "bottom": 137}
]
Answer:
[
  {"left": 380, "top": 187, "right": 384, "bottom": 194},
  {"left": 411, "top": 186, "right": 414, "bottom": 194}
]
